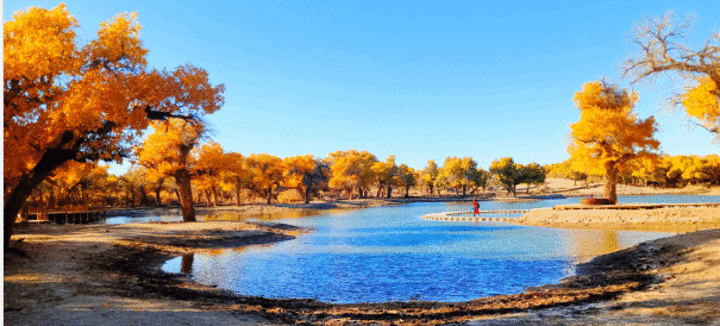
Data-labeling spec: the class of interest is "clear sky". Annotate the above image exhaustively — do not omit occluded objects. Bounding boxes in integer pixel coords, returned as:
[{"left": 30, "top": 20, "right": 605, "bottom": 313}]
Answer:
[{"left": 5, "top": 1, "right": 720, "bottom": 175}]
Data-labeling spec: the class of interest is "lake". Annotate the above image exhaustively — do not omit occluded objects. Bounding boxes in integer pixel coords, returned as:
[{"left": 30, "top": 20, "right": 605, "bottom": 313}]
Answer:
[{"left": 158, "top": 195, "right": 720, "bottom": 303}]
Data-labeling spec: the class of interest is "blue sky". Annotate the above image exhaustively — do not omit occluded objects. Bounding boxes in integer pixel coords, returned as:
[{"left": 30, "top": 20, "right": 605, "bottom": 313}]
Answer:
[{"left": 5, "top": 1, "right": 720, "bottom": 175}]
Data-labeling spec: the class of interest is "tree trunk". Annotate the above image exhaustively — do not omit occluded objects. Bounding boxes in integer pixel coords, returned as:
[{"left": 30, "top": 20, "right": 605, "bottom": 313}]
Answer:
[
  {"left": 305, "top": 186, "right": 312, "bottom": 204},
  {"left": 405, "top": 186, "right": 410, "bottom": 198},
  {"left": 4, "top": 146, "right": 75, "bottom": 249},
  {"left": 174, "top": 169, "right": 196, "bottom": 222},
  {"left": 386, "top": 186, "right": 392, "bottom": 199},
  {"left": 266, "top": 187, "right": 273, "bottom": 205},
  {"left": 235, "top": 180, "right": 242, "bottom": 206},
  {"left": 210, "top": 185, "right": 220, "bottom": 207},
  {"left": 130, "top": 185, "right": 136, "bottom": 207},
  {"left": 155, "top": 187, "right": 162, "bottom": 206},
  {"left": 5, "top": 180, "right": 35, "bottom": 249},
  {"left": 211, "top": 184, "right": 219, "bottom": 207},
  {"left": 603, "top": 164, "right": 618, "bottom": 204},
  {"left": 511, "top": 185, "right": 517, "bottom": 197},
  {"left": 139, "top": 186, "right": 149, "bottom": 206},
  {"left": 526, "top": 183, "right": 530, "bottom": 194},
  {"left": 49, "top": 187, "right": 57, "bottom": 208},
  {"left": 205, "top": 190, "right": 213, "bottom": 207},
  {"left": 462, "top": 185, "right": 467, "bottom": 196}
]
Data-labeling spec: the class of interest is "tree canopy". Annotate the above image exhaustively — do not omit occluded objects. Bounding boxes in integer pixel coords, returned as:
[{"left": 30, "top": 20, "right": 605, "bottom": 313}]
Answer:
[
  {"left": 4, "top": 5, "right": 224, "bottom": 247},
  {"left": 623, "top": 11, "right": 720, "bottom": 139},
  {"left": 490, "top": 157, "right": 522, "bottom": 196},
  {"left": 136, "top": 120, "right": 205, "bottom": 221},
  {"left": 568, "top": 80, "right": 660, "bottom": 203}
]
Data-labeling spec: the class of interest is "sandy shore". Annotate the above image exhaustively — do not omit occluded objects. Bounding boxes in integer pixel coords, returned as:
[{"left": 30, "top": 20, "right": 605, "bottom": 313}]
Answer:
[
  {"left": 5, "top": 187, "right": 720, "bottom": 325},
  {"left": 516, "top": 206, "right": 720, "bottom": 233}
]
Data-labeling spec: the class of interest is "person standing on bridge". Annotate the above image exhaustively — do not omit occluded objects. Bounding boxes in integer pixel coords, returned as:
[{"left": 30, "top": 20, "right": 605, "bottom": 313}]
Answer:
[{"left": 472, "top": 199, "right": 479, "bottom": 217}]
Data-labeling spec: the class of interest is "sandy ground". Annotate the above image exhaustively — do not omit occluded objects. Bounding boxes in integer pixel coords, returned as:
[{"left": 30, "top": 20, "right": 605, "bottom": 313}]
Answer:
[
  {"left": 517, "top": 206, "right": 720, "bottom": 233},
  {"left": 4, "top": 221, "right": 304, "bottom": 325},
  {"left": 5, "top": 181, "right": 720, "bottom": 325}
]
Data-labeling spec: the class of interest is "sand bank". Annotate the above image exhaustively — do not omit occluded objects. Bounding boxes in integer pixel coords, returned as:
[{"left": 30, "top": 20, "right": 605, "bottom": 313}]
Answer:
[{"left": 516, "top": 206, "right": 720, "bottom": 233}]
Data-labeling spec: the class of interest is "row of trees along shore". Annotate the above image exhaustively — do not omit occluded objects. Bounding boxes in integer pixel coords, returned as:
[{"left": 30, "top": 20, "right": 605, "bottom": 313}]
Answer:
[
  {"left": 20, "top": 138, "right": 549, "bottom": 213},
  {"left": 4, "top": 6, "right": 719, "bottom": 249},
  {"left": 23, "top": 147, "right": 720, "bottom": 224}
]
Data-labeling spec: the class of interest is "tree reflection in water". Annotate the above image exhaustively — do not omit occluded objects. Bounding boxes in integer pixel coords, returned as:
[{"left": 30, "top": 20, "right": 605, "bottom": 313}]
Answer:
[{"left": 181, "top": 254, "right": 195, "bottom": 274}]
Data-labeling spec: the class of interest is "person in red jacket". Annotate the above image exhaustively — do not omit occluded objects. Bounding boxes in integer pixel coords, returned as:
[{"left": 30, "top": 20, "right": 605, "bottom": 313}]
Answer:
[{"left": 472, "top": 199, "right": 480, "bottom": 217}]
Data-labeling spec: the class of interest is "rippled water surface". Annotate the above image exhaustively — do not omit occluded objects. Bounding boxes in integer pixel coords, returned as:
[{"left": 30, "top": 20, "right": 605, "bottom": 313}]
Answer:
[{"left": 156, "top": 195, "right": 718, "bottom": 303}]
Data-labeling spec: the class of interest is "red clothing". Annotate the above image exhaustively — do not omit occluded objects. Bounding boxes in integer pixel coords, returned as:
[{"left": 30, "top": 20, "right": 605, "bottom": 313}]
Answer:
[{"left": 472, "top": 201, "right": 479, "bottom": 214}]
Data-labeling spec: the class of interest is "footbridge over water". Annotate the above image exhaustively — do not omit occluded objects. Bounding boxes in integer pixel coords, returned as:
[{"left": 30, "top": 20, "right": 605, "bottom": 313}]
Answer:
[{"left": 422, "top": 209, "right": 530, "bottom": 222}]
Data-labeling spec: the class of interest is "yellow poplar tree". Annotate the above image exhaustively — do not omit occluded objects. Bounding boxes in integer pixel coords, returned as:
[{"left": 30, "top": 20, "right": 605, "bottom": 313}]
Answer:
[
  {"left": 222, "top": 152, "right": 251, "bottom": 206},
  {"left": 3, "top": 5, "right": 223, "bottom": 247},
  {"left": 419, "top": 160, "right": 440, "bottom": 195},
  {"left": 517, "top": 163, "right": 546, "bottom": 194},
  {"left": 396, "top": 164, "right": 417, "bottom": 198},
  {"left": 193, "top": 141, "right": 228, "bottom": 207},
  {"left": 568, "top": 80, "right": 660, "bottom": 203},
  {"left": 489, "top": 157, "right": 522, "bottom": 196},
  {"left": 283, "top": 155, "right": 329, "bottom": 204},
  {"left": 119, "top": 165, "right": 152, "bottom": 207},
  {"left": 247, "top": 153, "right": 285, "bottom": 204},
  {"left": 136, "top": 120, "right": 204, "bottom": 221},
  {"left": 326, "top": 150, "right": 378, "bottom": 198},
  {"left": 440, "top": 157, "right": 478, "bottom": 196},
  {"left": 371, "top": 155, "right": 398, "bottom": 198}
]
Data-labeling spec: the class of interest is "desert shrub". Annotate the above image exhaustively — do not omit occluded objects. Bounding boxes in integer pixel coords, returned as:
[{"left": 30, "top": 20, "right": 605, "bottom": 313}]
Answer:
[{"left": 536, "top": 184, "right": 550, "bottom": 194}]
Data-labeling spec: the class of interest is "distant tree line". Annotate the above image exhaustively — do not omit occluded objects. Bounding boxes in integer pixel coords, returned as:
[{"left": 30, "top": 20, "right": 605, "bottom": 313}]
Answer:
[
  {"left": 20, "top": 133, "right": 554, "bottom": 216},
  {"left": 545, "top": 154, "right": 720, "bottom": 190}
]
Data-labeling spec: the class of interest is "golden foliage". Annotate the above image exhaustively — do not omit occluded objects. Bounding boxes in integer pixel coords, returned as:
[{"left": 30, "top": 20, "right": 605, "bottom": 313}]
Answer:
[
  {"left": 192, "top": 141, "right": 230, "bottom": 206},
  {"left": 136, "top": 120, "right": 203, "bottom": 178},
  {"left": 439, "top": 157, "right": 478, "bottom": 195},
  {"left": 283, "top": 154, "right": 317, "bottom": 190},
  {"left": 490, "top": 157, "right": 521, "bottom": 195},
  {"left": 568, "top": 81, "right": 660, "bottom": 201},
  {"left": 194, "top": 142, "right": 228, "bottom": 187},
  {"left": 4, "top": 4, "right": 223, "bottom": 230},
  {"left": 326, "top": 150, "right": 377, "bottom": 197},
  {"left": 419, "top": 160, "right": 440, "bottom": 194},
  {"left": 246, "top": 153, "right": 284, "bottom": 203},
  {"left": 683, "top": 77, "right": 720, "bottom": 135}
]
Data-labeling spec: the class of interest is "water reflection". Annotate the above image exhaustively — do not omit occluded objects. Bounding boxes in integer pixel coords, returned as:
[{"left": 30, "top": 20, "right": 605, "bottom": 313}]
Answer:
[
  {"left": 562, "top": 229, "right": 641, "bottom": 263},
  {"left": 201, "top": 208, "right": 329, "bottom": 221},
  {"left": 181, "top": 254, "right": 194, "bottom": 274},
  {"left": 106, "top": 207, "right": 351, "bottom": 224}
]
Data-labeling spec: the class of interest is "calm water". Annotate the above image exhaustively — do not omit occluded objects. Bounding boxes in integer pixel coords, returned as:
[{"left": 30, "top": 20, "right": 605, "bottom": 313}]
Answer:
[{"left": 158, "top": 195, "right": 720, "bottom": 303}]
